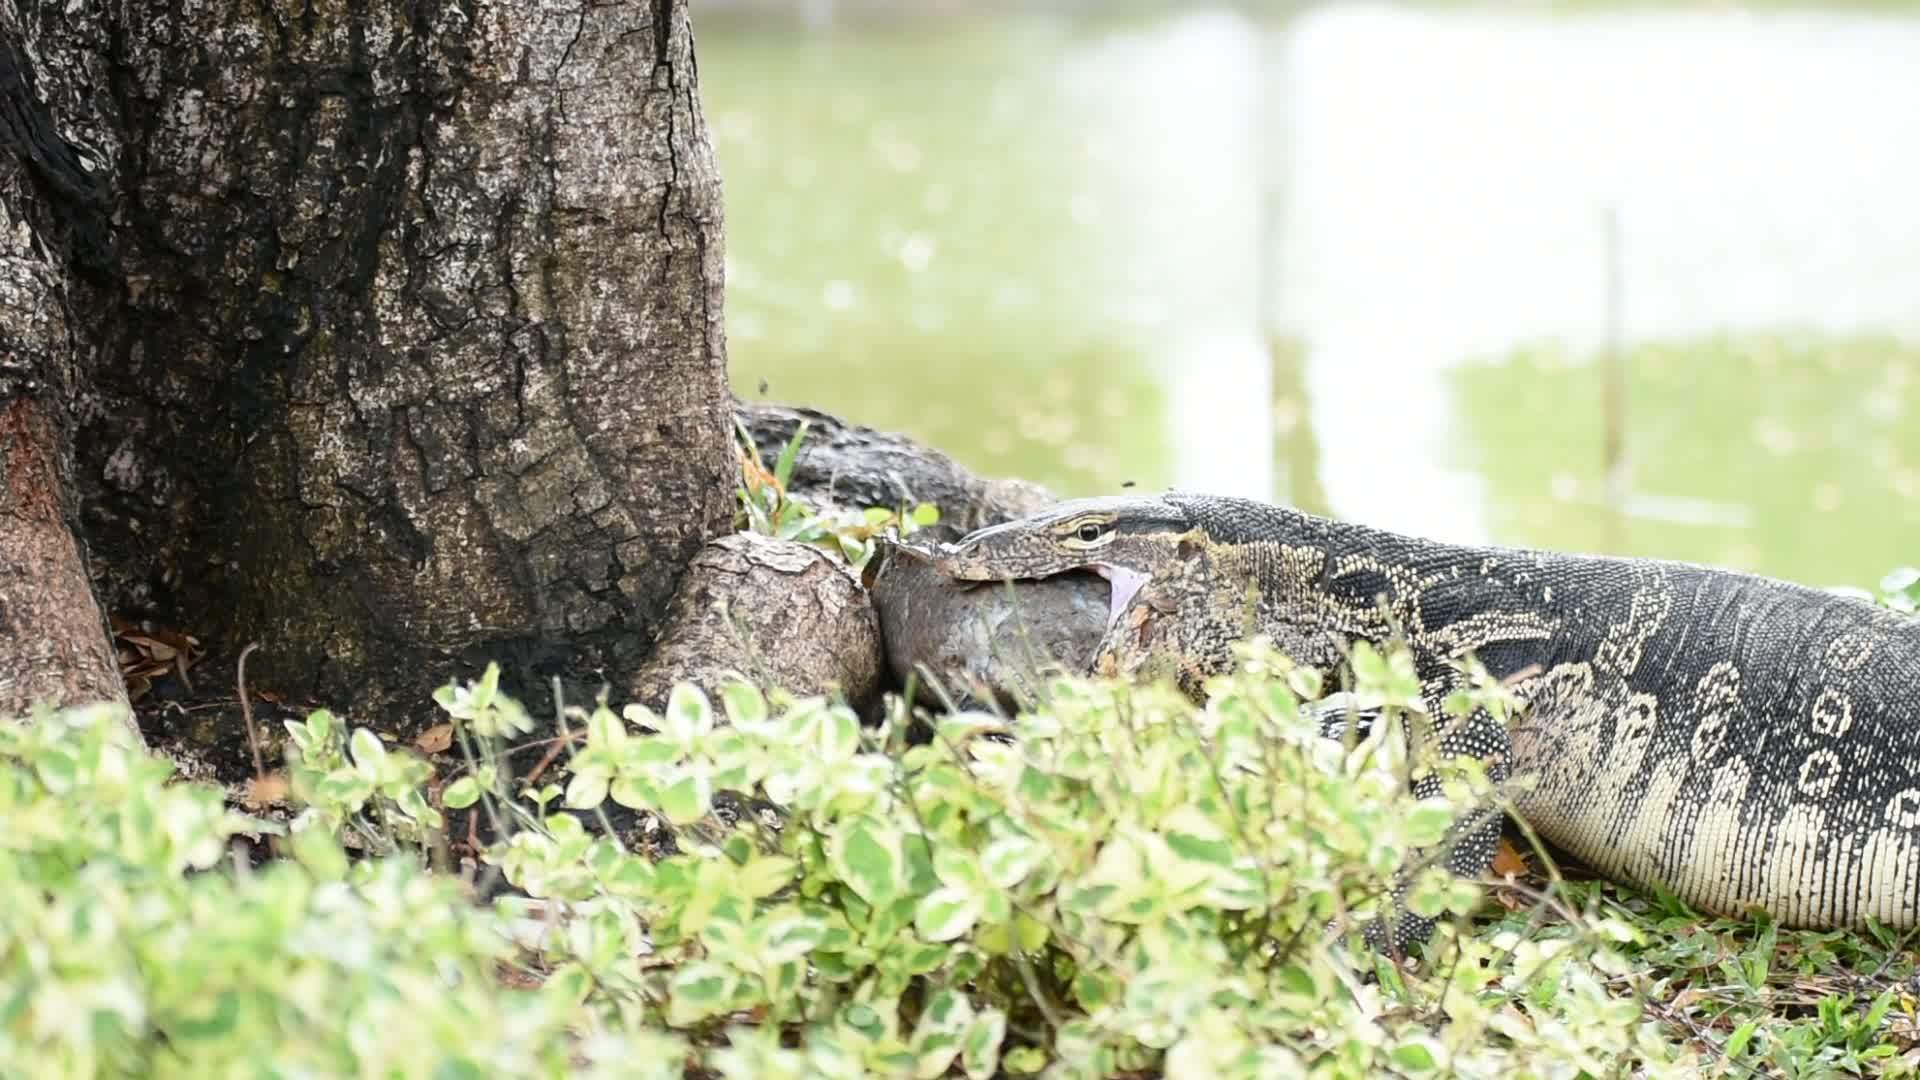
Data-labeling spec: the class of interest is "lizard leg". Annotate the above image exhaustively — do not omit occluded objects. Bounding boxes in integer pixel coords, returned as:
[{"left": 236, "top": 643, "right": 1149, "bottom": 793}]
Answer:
[{"left": 1361, "top": 703, "right": 1511, "bottom": 955}]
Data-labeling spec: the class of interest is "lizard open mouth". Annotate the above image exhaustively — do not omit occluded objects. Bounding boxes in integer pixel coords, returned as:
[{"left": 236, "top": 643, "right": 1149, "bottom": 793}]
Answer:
[{"left": 1089, "top": 564, "right": 1150, "bottom": 632}]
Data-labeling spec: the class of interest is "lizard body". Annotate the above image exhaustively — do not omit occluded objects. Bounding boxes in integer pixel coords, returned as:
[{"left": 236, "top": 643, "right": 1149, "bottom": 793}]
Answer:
[{"left": 925, "top": 492, "right": 1920, "bottom": 942}]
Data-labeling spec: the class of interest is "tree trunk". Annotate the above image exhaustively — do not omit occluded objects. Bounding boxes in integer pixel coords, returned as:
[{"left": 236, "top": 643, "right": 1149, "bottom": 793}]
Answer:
[
  {"left": 624, "top": 405, "right": 1060, "bottom": 725},
  {"left": 0, "top": 394, "right": 128, "bottom": 724},
  {"left": 1, "top": 0, "right": 733, "bottom": 728},
  {"left": 0, "top": 15, "right": 133, "bottom": 729},
  {"left": 629, "top": 531, "right": 883, "bottom": 714}
]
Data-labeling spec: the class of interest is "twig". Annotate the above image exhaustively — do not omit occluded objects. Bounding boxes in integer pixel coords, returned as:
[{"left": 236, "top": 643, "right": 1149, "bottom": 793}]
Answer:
[
  {"left": 1012, "top": 950, "right": 1065, "bottom": 1036},
  {"left": 236, "top": 641, "right": 264, "bottom": 780},
  {"left": 521, "top": 728, "right": 587, "bottom": 785}
]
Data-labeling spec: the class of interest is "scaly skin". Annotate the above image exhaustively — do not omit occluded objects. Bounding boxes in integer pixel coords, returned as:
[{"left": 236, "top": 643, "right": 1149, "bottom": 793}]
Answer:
[{"left": 927, "top": 491, "right": 1920, "bottom": 945}]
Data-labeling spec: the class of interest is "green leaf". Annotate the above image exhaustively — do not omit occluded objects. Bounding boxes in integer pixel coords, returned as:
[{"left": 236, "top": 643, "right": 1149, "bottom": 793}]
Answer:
[
  {"left": 610, "top": 774, "right": 659, "bottom": 810},
  {"left": 914, "top": 887, "right": 983, "bottom": 942},
  {"left": 33, "top": 749, "right": 77, "bottom": 793},
  {"left": 720, "top": 681, "right": 770, "bottom": 728},
  {"left": 910, "top": 502, "right": 940, "bottom": 527},
  {"left": 1164, "top": 830, "right": 1236, "bottom": 869},
  {"left": 910, "top": 989, "right": 974, "bottom": 1079},
  {"left": 1723, "top": 1019, "right": 1759, "bottom": 1059},
  {"left": 739, "top": 855, "right": 798, "bottom": 899},
  {"left": 663, "top": 684, "right": 716, "bottom": 747},
  {"left": 1002, "top": 1046, "right": 1047, "bottom": 1075},
  {"left": 1865, "top": 988, "right": 1899, "bottom": 1029},
  {"left": 831, "top": 816, "right": 905, "bottom": 909},
  {"left": 624, "top": 736, "right": 684, "bottom": 767},
  {"left": 658, "top": 770, "right": 712, "bottom": 826},
  {"left": 894, "top": 941, "right": 951, "bottom": 976},
  {"left": 1406, "top": 868, "right": 1455, "bottom": 919},
  {"left": 542, "top": 963, "right": 595, "bottom": 1006},
  {"left": 288, "top": 826, "right": 349, "bottom": 881},
  {"left": 1072, "top": 970, "right": 1121, "bottom": 1010},
  {"left": 774, "top": 419, "right": 809, "bottom": 488},
  {"left": 962, "top": 1008, "right": 1007, "bottom": 1080},
  {"left": 605, "top": 855, "right": 657, "bottom": 895},
  {"left": 563, "top": 769, "right": 610, "bottom": 810},
  {"left": 587, "top": 706, "right": 628, "bottom": 750},
  {"left": 1390, "top": 1040, "right": 1440, "bottom": 1072},
  {"left": 349, "top": 728, "right": 387, "bottom": 777},
  {"left": 473, "top": 662, "right": 502, "bottom": 711},
  {"left": 169, "top": 989, "right": 241, "bottom": 1042},
  {"left": 721, "top": 832, "right": 753, "bottom": 864},
  {"left": 979, "top": 834, "right": 1045, "bottom": 889},
  {"left": 283, "top": 719, "right": 316, "bottom": 754},
  {"left": 1350, "top": 640, "right": 1388, "bottom": 686},
  {"left": 933, "top": 848, "right": 985, "bottom": 892},
  {"left": 840, "top": 1001, "right": 885, "bottom": 1041},
  {"left": 1081, "top": 832, "right": 1154, "bottom": 917},
  {"left": 665, "top": 962, "right": 736, "bottom": 1027},
  {"left": 760, "top": 910, "right": 829, "bottom": 966},
  {"left": 817, "top": 707, "right": 861, "bottom": 763},
  {"left": 1403, "top": 801, "right": 1456, "bottom": 848},
  {"left": 1012, "top": 912, "right": 1049, "bottom": 953}
]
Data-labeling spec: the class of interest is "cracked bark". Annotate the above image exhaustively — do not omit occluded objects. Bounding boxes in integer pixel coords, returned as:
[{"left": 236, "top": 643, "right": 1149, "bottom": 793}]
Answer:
[
  {"left": 629, "top": 531, "right": 884, "bottom": 715},
  {"left": 0, "top": 9, "right": 131, "bottom": 729},
  {"left": 2, "top": 0, "right": 732, "bottom": 729}
]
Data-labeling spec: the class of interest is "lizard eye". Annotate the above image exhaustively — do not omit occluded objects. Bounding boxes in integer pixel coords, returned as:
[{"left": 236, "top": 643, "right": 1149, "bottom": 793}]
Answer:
[{"left": 1075, "top": 523, "right": 1105, "bottom": 543}]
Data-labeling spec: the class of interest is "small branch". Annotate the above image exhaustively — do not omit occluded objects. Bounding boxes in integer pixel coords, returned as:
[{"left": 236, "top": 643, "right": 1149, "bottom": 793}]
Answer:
[
  {"left": 521, "top": 728, "right": 587, "bottom": 786},
  {"left": 236, "top": 641, "right": 264, "bottom": 780},
  {"left": 1012, "top": 950, "right": 1065, "bottom": 1036}
]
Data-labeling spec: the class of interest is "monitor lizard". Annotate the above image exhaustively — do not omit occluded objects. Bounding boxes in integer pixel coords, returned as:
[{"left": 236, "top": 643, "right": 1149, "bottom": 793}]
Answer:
[{"left": 917, "top": 491, "right": 1920, "bottom": 950}]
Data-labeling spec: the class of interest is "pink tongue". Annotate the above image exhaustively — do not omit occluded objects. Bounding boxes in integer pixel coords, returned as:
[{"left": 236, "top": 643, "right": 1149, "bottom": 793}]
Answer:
[{"left": 1094, "top": 566, "right": 1151, "bottom": 630}]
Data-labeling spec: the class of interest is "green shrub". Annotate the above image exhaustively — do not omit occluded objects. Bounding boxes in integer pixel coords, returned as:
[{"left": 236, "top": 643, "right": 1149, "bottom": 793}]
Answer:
[
  {"left": 493, "top": 638, "right": 1693, "bottom": 1077},
  {"left": 0, "top": 702, "right": 684, "bottom": 1078},
  {"left": 4, "top": 640, "right": 1701, "bottom": 1077},
  {"left": 733, "top": 414, "right": 941, "bottom": 570}
]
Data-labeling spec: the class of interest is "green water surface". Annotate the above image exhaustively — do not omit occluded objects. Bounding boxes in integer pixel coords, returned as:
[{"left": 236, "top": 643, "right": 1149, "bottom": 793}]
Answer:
[{"left": 700, "top": 4, "right": 1920, "bottom": 590}]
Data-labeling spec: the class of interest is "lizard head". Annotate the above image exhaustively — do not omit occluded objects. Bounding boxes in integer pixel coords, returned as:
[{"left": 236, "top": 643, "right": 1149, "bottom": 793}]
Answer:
[{"left": 924, "top": 494, "right": 1204, "bottom": 631}]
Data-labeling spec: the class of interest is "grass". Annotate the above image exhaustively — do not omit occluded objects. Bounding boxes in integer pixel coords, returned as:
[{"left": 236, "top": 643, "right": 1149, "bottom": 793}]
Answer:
[{"left": 1474, "top": 860, "right": 1920, "bottom": 1077}]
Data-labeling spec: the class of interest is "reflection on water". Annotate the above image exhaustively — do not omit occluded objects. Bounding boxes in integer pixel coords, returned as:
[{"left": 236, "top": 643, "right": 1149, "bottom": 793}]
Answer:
[
  {"left": 702, "top": 3, "right": 1920, "bottom": 587},
  {"left": 1452, "top": 336, "right": 1920, "bottom": 588},
  {"left": 1276, "top": 4, "right": 1920, "bottom": 574},
  {"left": 705, "top": 17, "right": 1171, "bottom": 498},
  {"left": 1059, "top": 12, "right": 1276, "bottom": 499}
]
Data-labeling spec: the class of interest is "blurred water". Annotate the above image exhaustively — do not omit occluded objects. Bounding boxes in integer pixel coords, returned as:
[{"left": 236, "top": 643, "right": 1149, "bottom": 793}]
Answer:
[
  {"left": 1274, "top": 4, "right": 1920, "bottom": 550},
  {"left": 703, "top": 2, "right": 1920, "bottom": 587},
  {"left": 1060, "top": 12, "right": 1276, "bottom": 499}
]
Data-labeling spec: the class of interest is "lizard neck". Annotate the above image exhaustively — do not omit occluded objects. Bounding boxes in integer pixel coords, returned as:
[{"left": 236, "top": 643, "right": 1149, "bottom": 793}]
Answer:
[{"left": 1170, "top": 494, "right": 1576, "bottom": 680}]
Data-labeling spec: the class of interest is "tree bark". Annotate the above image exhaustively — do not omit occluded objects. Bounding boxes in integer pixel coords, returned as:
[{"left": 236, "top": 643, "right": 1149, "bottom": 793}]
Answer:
[
  {"left": 629, "top": 531, "right": 883, "bottom": 714},
  {"left": 0, "top": 16, "right": 131, "bottom": 727},
  {"left": 735, "top": 400, "right": 1054, "bottom": 543},
  {"left": 0, "top": 390, "right": 129, "bottom": 723},
  {"left": 629, "top": 408, "right": 1059, "bottom": 722},
  {"left": 2, "top": 0, "right": 733, "bottom": 728}
]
